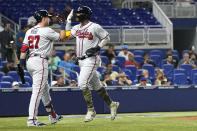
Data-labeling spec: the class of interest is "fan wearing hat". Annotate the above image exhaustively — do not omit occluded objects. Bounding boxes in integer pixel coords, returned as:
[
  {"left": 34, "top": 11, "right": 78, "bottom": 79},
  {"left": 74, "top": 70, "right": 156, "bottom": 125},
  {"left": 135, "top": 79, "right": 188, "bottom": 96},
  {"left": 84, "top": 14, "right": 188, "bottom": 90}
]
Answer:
[
  {"left": 12, "top": 81, "right": 19, "bottom": 88},
  {"left": 118, "top": 45, "right": 131, "bottom": 61},
  {"left": 136, "top": 75, "right": 151, "bottom": 86}
]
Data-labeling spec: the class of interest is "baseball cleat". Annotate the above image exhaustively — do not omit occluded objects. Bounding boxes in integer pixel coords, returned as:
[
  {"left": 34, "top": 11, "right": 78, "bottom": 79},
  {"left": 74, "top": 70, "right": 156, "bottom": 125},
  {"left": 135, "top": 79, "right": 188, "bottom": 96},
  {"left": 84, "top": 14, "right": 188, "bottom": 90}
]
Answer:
[
  {"left": 49, "top": 114, "right": 63, "bottom": 124},
  {"left": 84, "top": 108, "right": 96, "bottom": 122},
  {"left": 110, "top": 101, "right": 120, "bottom": 120},
  {"left": 27, "top": 119, "right": 46, "bottom": 127}
]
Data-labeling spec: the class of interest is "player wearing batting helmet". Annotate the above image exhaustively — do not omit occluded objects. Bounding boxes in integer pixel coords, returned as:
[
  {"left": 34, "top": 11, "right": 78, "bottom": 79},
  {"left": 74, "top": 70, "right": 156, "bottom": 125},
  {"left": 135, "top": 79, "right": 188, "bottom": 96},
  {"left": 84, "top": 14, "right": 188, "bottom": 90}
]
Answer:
[{"left": 65, "top": 6, "right": 120, "bottom": 122}]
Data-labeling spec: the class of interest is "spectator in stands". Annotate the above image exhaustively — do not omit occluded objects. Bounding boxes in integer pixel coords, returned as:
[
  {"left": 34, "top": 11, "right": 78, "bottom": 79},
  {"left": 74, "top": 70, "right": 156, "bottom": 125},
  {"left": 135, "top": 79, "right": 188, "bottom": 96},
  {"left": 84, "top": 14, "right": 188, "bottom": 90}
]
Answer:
[
  {"left": 62, "top": 5, "right": 71, "bottom": 19},
  {"left": 1, "top": 60, "right": 16, "bottom": 75},
  {"left": 102, "top": 72, "right": 113, "bottom": 86},
  {"left": 69, "top": 80, "right": 77, "bottom": 87},
  {"left": 0, "top": 23, "right": 14, "bottom": 61},
  {"left": 154, "top": 69, "right": 170, "bottom": 86},
  {"left": 48, "top": 49, "right": 61, "bottom": 73},
  {"left": 48, "top": 7, "right": 55, "bottom": 16},
  {"left": 12, "top": 81, "right": 19, "bottom": 88},
  {"left": 124, "top": 52, "right": 141, "bottom": 69},
  {"left": 178, "top": 53, "right": 197, "bottom": 68},
  {"left": 136, "top": 75, "right": 151, "bottom": 86},
  {"left": 57, "top": 76, "right": 67, "bottom": 87},
  {"left": 118, "top": 45, "right": 131, "bottom": 61},
  {"left": 116, "top": 72, "right": 132, "bottom": 86},
  {"left": 58, "top": 52, "right": 75, "bottom": 79},
  {"left": 101, "top": 44, "right": 116, "bottom": 63},
  {"left": 102, "top": 63, "right": 119, "bottom": 81},
  {"left": 166, "top": 49, "right": 178, "bottom": 67},
  {"left": 141, "top": 69, "right": 152, "bottom": 84},
  {"left": 190, "top": 53, "right": 197, "bottom": 65},
  {"left": 51, "top": 14, "right": 61, "bottom": 27},
  {"left": 164, "top": 54, "right": 177, "bottom": 68},
  {"left": 141, "top": 53, "right": 156, "bottom": 68},
  {"left": 51, "top": 81, "right": 58, "bottom": 87},
  {"left": 16, "top": 25, "right": 30, "bottom": 58}
]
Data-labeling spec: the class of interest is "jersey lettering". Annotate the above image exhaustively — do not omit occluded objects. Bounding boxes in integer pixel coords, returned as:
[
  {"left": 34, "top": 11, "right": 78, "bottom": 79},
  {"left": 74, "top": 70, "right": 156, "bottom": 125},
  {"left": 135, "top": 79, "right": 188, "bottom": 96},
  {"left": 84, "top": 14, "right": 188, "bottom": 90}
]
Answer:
[
  {"left": 28, "top": 35, "right": 40, "bottom": 49},
  {"left": 76, "top": 30, "right": 93, "bottom": 40}
]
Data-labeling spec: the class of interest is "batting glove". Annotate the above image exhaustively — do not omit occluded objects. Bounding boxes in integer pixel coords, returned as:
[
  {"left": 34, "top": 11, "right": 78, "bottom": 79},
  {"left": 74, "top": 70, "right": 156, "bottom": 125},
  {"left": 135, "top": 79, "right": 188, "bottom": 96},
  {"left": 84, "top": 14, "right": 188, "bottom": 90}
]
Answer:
[{"left": 85, "top": 46, "right": 101, "bottom": 57}]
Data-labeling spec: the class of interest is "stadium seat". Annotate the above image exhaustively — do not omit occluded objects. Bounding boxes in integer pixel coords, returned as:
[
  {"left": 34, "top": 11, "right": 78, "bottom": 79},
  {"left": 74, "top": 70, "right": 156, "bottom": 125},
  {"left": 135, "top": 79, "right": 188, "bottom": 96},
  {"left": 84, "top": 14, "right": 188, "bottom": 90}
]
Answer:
[
  {"left": 133, "top": 50, "right": 145, "bottom": 56},
  {"left": 173, "top": 73, "right": 188, "bottom": 85},
  {"left": 100, "top": 56, "right": 109, "bottom": 66},
  {"left": 19, "top": 82, "right": 30, "bottom": 88},
  {"left": 1, "top": 76, "right": 14, "bottom": 83},
  {"left": 0, "top": 72, "right": 4, "bottom": 81},
  {"left": 72, "top": 65, "right": 80, "bottom": 74},
  {"left": 112, "top": 80, "right": 118, "bottom": 86},
  {"left": 0, "top": 82, "right": 12, "bottom": 88},
  {"left": 180, "top": 64, "right": 192, "bottom": 79},
  {"left": 150, "top": 55, "right": 161, "bottom": 68},
  {"left": 134, "top": 55, "right": 144, "bottom": 65},
  {"left": 24, "top": 71, "right": 31, "bottom": 78},
  {"left": 192, "top": 73, "right": 197, "bottom": 85},
  {"left": 55, "top": 50, "right": 65, "bottom": 60},
  {"left": 7, "top": 71, "right": 19, "bottom": 81},
  {"left": 191, "top": 69, "right": 197, "bottom": 84},
  {"left": 162, "top": 64, "right": 174, "bottom": 81},
  {"left": 161, "top": 59, "right": 167, "bottom": 65},
  {"left": 124, "top": 69, "right": 132, "bottom": 80},
  {"left": 149, "top": 50, "right": 164, "bottom": 58},
  {"left": 70, "top": 72, "right": 78, "bottom": 82},
  {"left": 97, "top": 67, "right": 104, "bottom": 75},
  {"left": 1, "top": 61, "right": 7, "bottom": 67},
  {"left": 142, "top": 64, "right": 155, "bottom": 79},
  {"left": 174, "top": 69, "right": 186, "bottom": 75},
  {"left": 125, "top": 65, "right": 137, "bottom": 81},
  {"left": 24, "top": 76, "right": 33, "bottom": 86},
  {"left": 112, "top": 65, "right": 120, "bottom": 73},
  {"left": 115, "top": 56, "right": 126, "bottom": 66}
]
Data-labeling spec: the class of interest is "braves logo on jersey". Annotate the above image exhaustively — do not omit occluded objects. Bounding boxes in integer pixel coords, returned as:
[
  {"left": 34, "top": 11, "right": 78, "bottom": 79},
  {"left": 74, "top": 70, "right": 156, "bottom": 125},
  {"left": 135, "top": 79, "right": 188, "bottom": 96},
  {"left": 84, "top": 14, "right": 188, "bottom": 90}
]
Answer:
[{"left": 76, "top": 29, "right": 93, "bottom": 40}]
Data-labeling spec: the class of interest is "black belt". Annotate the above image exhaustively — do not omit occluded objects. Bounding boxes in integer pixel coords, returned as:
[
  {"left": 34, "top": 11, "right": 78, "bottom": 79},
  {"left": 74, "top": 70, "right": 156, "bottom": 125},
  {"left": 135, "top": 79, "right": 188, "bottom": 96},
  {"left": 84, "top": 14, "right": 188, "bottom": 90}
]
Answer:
[
  {"left": 77, "top": 55, "right": 97, "bottom": 60},
  {"left": 30, "top": 54, "right": 49, "bottom": 60}
]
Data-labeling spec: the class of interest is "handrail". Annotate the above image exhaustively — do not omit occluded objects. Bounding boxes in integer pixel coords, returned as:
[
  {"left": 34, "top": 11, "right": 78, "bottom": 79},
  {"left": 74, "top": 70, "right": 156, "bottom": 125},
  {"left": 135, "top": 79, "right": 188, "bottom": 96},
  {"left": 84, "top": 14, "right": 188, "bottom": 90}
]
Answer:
[{"left": 49, "top": 64, "right": 79, "bottom": 84}]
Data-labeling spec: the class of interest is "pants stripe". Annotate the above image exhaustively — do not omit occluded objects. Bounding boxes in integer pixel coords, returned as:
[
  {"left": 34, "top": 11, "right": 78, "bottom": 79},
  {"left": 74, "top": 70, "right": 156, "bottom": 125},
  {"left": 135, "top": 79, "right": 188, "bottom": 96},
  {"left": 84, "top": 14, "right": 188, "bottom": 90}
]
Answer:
[
  {"left": 86, "top": 56, "right": 97, "bottom": 88},
  {"left": 32, "top": 58, "right": 45, "bottom": 124}
]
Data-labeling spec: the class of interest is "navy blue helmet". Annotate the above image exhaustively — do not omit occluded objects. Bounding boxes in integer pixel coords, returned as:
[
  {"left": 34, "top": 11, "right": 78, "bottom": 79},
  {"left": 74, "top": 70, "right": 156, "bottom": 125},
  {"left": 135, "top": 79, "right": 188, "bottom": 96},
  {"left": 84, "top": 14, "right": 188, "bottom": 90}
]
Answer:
[
  {"left": 34, "top": 10, "right": 52, "bottom": 23},
  {"left": 76, "top": 6, "right": 92, "bottom": 21}
]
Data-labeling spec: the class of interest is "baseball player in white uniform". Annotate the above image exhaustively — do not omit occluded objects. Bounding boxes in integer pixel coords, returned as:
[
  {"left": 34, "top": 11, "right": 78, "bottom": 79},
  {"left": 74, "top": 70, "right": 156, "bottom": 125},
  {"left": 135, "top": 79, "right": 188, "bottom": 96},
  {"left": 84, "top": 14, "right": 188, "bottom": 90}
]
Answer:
[
  {"left": 20, "top": 10, "right": 67, "bottom": 126},
  {"left": 66, "top": 6, "right": 119, "bottom": 122}
]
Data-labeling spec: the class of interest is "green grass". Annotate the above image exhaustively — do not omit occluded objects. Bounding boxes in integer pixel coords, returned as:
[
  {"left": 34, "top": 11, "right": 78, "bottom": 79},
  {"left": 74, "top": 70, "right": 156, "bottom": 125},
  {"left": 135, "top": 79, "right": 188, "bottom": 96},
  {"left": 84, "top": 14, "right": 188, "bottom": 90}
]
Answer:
[{"left": 1, "top": 112, "right": 197, "bottom": 131}]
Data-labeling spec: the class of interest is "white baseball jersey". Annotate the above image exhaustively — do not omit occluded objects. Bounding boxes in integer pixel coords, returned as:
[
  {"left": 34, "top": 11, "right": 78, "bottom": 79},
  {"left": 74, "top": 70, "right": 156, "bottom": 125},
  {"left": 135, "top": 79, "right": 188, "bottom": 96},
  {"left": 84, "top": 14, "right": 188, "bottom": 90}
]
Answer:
[
  {"left": 71, "top": 21, "right": 109, "bottom": 57},
  {"left": 23, "top": 25, "right": 60, "bottom": 57}
]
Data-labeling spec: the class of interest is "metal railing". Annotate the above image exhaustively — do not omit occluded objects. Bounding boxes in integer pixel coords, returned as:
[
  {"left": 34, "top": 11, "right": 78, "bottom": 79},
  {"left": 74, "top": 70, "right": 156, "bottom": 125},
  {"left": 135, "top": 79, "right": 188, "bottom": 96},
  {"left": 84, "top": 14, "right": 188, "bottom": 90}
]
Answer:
[
  {"left": 0, "top": 13, "right": 19, "bottom": 38},
  {"left": 152, "top": 0, "right": 173, "bottom": 49},
  {"left": 157, "top": 1, "right": 197, "bottom": 18},
  {"left": 49, "top": 64, "right": 79, "bottom": 84}
]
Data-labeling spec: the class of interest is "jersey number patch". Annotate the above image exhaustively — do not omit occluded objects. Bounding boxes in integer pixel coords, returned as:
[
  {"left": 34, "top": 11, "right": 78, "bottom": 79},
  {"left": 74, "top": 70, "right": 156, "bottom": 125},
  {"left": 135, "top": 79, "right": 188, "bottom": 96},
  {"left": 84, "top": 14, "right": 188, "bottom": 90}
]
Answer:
[{"left": 28, "top": 35, "right": 40, "bottom": 49}]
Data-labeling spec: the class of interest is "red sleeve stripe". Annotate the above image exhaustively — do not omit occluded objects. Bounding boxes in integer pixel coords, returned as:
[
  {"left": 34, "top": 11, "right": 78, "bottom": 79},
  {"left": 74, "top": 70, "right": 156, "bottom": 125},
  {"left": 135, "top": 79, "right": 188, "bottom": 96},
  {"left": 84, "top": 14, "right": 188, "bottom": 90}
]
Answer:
[
  {"left": 70, "top": 33, "right": 75, "bottom": 38},
  {"left": 21, "top": 44, "right": 29, "bottom": 52}
]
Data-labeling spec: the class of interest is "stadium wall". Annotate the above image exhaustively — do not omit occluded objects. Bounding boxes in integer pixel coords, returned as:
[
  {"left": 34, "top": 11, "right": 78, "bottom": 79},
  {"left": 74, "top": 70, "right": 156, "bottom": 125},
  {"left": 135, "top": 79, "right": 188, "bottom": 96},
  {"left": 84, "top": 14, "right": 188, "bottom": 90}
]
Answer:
[{"left": 1, "top": 87, "right": 197, "bottom": 116}]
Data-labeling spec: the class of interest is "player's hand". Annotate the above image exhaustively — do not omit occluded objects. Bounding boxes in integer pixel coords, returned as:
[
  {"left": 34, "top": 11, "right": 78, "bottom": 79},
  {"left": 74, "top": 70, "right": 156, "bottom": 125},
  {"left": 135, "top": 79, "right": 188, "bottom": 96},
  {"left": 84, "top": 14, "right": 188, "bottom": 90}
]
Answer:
[
  {"left": 85, "top": 46, "right": 101, "bottom": 57},
  {"left": 67, "top": 9, "right": 74, "bottom": 23}
]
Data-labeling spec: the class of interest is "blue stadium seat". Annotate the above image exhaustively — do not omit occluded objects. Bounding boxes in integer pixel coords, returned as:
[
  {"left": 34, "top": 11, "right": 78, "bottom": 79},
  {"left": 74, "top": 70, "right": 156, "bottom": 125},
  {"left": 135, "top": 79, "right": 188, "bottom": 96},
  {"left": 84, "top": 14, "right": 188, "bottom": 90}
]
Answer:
[
  {"left": 100, "top": 56, "right": 109, "bottom": 66},
  {"left": 191, "top": 69, "right": 197, "bottom": 84},
  {"left": 150, "top": 55, "right": 161, "bottom": 68},
  {"left": 55, "top": 50, "right": 65, "bottom": 60},
  {"left": 24, "top": 76, "right": 33, "bottom": 86},
  {"left": 134, "top": 55, "right": 144, "bottom": 65},
  {"left": 1, "top": 76, "right": 14, "bottom": 83},
  {"left": 149, "top": 50, "right": 164, "bottom": 58},
  {"left": 72, "top": 65, "right": 80, "bottom": 74},
  {"left": 0, "top": 72, "right": 4, "bottom": 81},
  {"left": 112, "top": 65, "right": 120, "bottom": 73},
  {"left": 1, "top": 61, "right": 7, "bottom": 67},
  {"left": 174, "top": 69, "right": 186, "bottom": 75},
  {"left": 124, "top": 69, "right": 132, "bottom": 80},
  {"left": 112, "top": 80, "right": 118, "bottom": 86},
  {"left": 19, "top": 82, "right": 30, "bottom": 88},
  {"left": 97, "top": 67, "right": 104, "bottom": 75},
  {"left": 192, "top": 73, "right": 197, "bottom": 85},
  {"left": 162, "top": 64, "right": 174, "bottom": 81},
  {"left": 173, "top": 73, "right": 188, "bottom": 85},
  {"left": 7, "top": 71, "right": 19, "bottom": 81},
  {"left": 0, "top": 82, "right": 12, "bottom": 88},
  {"left": 125, "top": 65, "right": 137, "bottom": 81},
  {"left": 24, "top": 71, "right": 31, "bottom": 77},
  {"left": 142, "top": 64, "right": 155, "bottom": 79},
  {"left": 133, "top": 50, "right": 144, "bottom": 56},
  {"left": 70, "top": 72, "right": 78, "bottom": 82},
  {"left": 115, "top": 56, "right": 126, "bottom": 66},
  {"left": 161, "top": 59, "right": 167, "bottom": 65},
  {"left": 180, "top": 64, "right": 192, "bottom": 79}
]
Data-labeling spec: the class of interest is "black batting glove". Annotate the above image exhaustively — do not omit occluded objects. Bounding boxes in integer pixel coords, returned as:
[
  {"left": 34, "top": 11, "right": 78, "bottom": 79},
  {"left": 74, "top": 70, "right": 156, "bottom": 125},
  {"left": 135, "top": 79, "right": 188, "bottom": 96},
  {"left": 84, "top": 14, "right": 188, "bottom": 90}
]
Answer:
[{"left": 85, "top": 46, "right": 101, "bottom": 57}]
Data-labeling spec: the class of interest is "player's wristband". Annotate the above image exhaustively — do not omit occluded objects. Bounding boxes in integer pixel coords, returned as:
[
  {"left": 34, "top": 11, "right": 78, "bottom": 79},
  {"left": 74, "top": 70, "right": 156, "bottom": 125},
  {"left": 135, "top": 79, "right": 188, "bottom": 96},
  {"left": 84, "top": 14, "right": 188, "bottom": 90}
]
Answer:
[
  {"left": 60, "top": 23, "right": 66, "bottom": 30},
  {"left": 66, "top": 22, "right": 72, "bottom": 31},
  {"left": 20, "top": 59, "right": 25, "bottom": 67}
]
